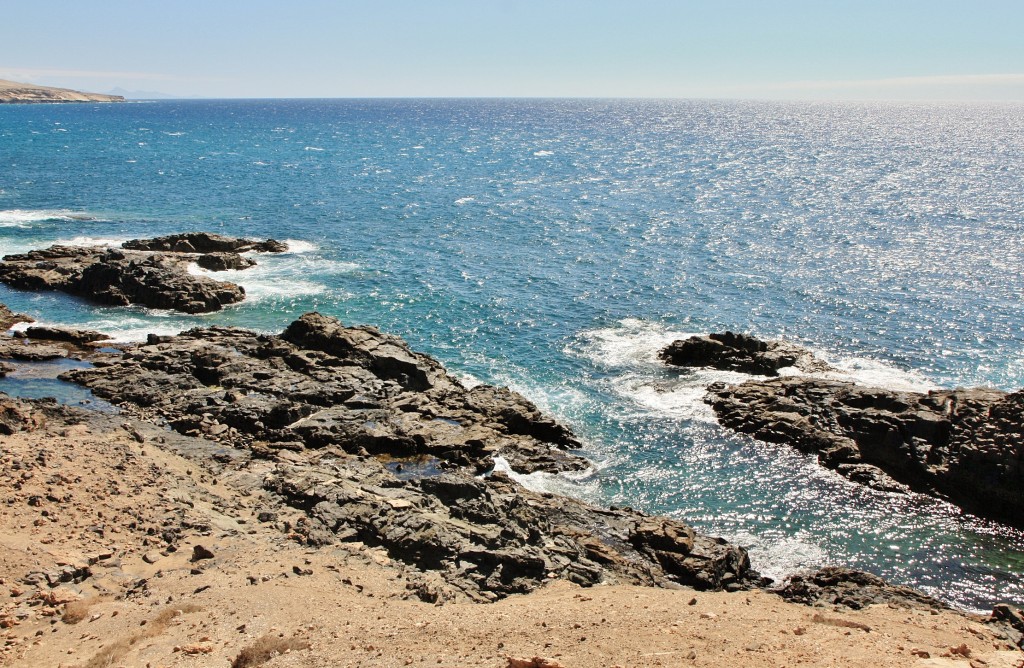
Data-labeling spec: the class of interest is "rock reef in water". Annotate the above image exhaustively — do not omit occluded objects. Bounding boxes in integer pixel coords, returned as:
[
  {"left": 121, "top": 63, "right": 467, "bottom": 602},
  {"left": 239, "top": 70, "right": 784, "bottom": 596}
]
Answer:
[
  {"left": 660, "top": 332, "right": 832, "bottom": 376},
  {"left": 63, "top": 312, "right": 760, "bottom": 600},
  {"left": 707, "top": 377, "right": 1024, "bottom": 527},
  {"left": 0, "top": 234, "right": 287, "bottom": 314}
]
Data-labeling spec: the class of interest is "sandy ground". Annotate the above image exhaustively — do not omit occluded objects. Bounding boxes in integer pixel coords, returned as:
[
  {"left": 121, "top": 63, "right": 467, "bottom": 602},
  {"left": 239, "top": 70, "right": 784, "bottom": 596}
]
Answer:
[{"left": 1, "top": 403, "right": 1021, "bottom": 668}]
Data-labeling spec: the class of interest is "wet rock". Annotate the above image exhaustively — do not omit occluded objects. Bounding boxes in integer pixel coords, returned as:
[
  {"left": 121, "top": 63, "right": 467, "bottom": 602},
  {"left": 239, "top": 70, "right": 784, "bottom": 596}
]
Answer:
[
  {"left": 0, "top": 302, "right": 33, "bottom": 331},
  {"left": 0, "top": 335, "right": 69, "bottom": 361},
  {"left": 0, "top": 245, "right": 245, "bottom": 313},
  {"left": 122, "top": 232, "right": 287, "bottom": 254},
  {"left": 707, "top": 378, "right": 1024, "bottom": 527},
  {"left": 195, "top": 252, "right": 257, "bottom": 272},
  {"left": 774, "top": 567, "right": 945, "bottom": 610},
  {"left": 660, "top": 332, "right": 831, "bottom": 376},
  {"left": 24, "top": 326, "right": 110, "bottom": 346}
]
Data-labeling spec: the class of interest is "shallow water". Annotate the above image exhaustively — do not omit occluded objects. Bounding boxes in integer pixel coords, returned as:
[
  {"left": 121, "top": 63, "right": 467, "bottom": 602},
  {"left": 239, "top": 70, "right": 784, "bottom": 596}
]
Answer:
[{"left": 1, "top": 99, "right": 1022, "bottom": 610}]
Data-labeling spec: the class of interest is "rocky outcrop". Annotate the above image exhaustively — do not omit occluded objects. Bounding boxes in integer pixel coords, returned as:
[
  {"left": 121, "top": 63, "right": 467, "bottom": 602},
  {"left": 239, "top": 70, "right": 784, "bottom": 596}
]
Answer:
[
  {"left": 661, "top": 332, "right": 831, "bottom": 376},
  {"left": 123, "top": 232, "right": 287, "bottom": 254},
  {"left": 61, "top": 313, "right": 761, "bottom": 600},
  {"left": 65, "top": 312, "right": 585, "bottom": 474},
  {"left": 707, "top": 377, "right": 1024, "bottom": 527},
  {"left": 24, "top": 326, "right": 110, "bottom": 346},
  {"left": 0, "top": 235, "right": 287, "bottom": 313},
  {"left": 0, "top": 79, "right": 124, "bottom": 104},
  {"left": 0, "top": 336, "right": 70, "bottom": 362},
  {"left": 0, "top": 303, "right": 33, "bottom": 331},
  {"left": 774, "top": 567, "right": 945, "bottom": 610},
  {"left": 0, "top": 246, "right": 245, "bottom": 314}
]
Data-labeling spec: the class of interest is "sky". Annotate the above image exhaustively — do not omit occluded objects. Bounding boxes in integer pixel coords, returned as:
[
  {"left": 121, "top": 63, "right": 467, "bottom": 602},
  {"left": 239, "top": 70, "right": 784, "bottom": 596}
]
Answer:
[{"left": 1, "top": 0, "right": 1023, "bottom": 101}]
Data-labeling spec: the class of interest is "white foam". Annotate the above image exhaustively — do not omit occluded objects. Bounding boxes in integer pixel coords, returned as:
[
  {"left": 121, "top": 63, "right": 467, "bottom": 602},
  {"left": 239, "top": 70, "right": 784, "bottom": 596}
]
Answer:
[
  {"left": 454, "top": 197, "right": 475, "bottom": 205},
  {"left": 488, "top": 456, "right": 597, "bottom": 497},
  {"left": 573, "top": 319, "right": 938, "bottom": 421},
  {"left": 533, "top": 150, "right": 554, "bottom": 157},
  {"left": 730, "top": 531, "right": 829, "bottom": 583},
  {"left": 280, "top": 239, "right": 318, "bottom": 254},
  {"left": 54, "top": 236, "right": 127, "bottom": 248},
  {"left": 0, "top": 209, "right": 97, "bottom": 227},
  {"left": 304, "top": 146, "right": 325, "bottom": 151}
]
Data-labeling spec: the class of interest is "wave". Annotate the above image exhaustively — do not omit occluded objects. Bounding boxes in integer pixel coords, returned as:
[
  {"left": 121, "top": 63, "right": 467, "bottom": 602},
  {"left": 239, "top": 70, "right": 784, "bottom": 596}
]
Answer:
[
  {"left": 304, "top": 146, "right": 325, "bottom": 152},
  {"left": 454, "top": 197, "right": 475, "bottom": 205},
  {"left": 533, "top": 150, "right": 554, "bottom": 157},
  {"left": 572, "top": 319, "right": 938, "bottom": 421},
  {"left": 0, "top": 209, "right": 98, "bottom": 228},
  {"left": 280, "top": 239, "right": 318, "bottom": 254}
]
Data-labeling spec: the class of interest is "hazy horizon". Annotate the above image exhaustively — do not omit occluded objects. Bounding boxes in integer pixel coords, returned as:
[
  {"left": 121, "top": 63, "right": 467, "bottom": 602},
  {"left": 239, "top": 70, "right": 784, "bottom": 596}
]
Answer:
[{"left": 2, "top": 1, "right": 1023, "bottom": 102}]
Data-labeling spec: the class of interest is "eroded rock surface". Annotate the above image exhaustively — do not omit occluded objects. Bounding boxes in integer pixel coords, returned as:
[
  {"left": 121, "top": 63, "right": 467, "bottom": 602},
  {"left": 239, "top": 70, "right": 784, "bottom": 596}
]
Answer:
[
  {"left": 708, "top": 377, "right": 1024, "bottom": 527},
  {"left": 0, "top": 234, "right": 286, "bottom": 314},
  {"left": 0, "top": 302, "right": 33, "bottom": 330},
  {"left": 775, "top": 567, "right": 945, "bottom": 610},
  {"left": 661, "top": 332, "right": 831, "bottom": 376},
  {"left": 62, "top": 313, "right": 761, "bottom": 599}
]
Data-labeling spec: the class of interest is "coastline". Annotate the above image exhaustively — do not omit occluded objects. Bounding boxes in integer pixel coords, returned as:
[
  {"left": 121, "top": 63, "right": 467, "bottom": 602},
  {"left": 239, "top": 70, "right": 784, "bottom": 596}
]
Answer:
[{"left": 1, "top": 384, "right": 1021, "bottom": 667}]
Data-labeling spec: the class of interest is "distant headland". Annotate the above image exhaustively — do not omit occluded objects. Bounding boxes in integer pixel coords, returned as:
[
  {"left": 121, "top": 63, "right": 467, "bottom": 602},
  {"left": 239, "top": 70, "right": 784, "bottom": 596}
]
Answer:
[{"left": 0, "top": 78, "right": 124, "bottom": 104}]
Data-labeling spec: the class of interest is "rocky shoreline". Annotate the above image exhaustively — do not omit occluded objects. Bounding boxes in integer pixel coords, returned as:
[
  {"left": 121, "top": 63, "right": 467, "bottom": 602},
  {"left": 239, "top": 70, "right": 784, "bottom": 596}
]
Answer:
[
  {"left": 1, "top": 238, "right": 1023, "bottom": 663},
  {"left": 658, "top": 332, "right": 1024, "bottom": 528},
  {"left": 0, "top": 233, "right": 286, "bottom": 314}
]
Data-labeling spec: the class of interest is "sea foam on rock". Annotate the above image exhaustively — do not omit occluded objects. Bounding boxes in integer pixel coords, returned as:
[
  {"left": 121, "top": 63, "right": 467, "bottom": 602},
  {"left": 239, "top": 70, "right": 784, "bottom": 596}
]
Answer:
[
  {"left": 707, "top": 377, "right": 1024, "bottom": 527},
  {"left": 660, "top": 332, "right": 832, "bottom": 376},
  {"left": 0, "top": 234, "right": 287, "bottom": 314}
]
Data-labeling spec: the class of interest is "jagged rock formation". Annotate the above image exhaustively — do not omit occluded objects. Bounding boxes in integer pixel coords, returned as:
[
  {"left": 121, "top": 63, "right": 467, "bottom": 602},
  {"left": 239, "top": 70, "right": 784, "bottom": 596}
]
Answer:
[
  {"left": 707, "top": 377, "right": 1024, "bottom": 527},
  {"left": 0, "top": 235, "right": 285, "bottom": 314},
  {"left": 775, "top": 567, "right": 945, "bottom": 610},
  {"left": 0, "top": 79, "right": 124, "bottom": 104},
  {"left": 122, "top": 232, "right": 287, "bottom": 254},
  {"left": 661, "top": 332, "right": 832, "bottom": 376},
  {"left": 24, "top": 326, "right": 110, "bottom": 346},
  {"left": 62, "top": 313, "right": 761, "bottom": 599},
  {"left": 0, "top": 303, "right": 33, "bottom": 330}
]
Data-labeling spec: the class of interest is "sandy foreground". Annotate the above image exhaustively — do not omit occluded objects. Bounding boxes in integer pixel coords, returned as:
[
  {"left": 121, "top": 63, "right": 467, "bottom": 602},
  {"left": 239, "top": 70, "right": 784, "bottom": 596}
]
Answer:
[{"left": 1, "top": 401, "right": 1021, "bottom": 668}]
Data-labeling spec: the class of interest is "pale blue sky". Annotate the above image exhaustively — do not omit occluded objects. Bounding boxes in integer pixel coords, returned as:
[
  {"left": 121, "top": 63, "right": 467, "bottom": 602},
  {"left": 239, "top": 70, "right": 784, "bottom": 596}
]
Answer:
[{"left": 2, "top": 0, "right": 1022, "bottom": 100}]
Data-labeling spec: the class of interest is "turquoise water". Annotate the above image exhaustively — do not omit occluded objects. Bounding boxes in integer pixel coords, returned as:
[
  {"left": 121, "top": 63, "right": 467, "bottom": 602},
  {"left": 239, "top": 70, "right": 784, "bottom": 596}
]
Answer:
[{"left": 1, "top": 99, "right": 1023, "bottom": 610}]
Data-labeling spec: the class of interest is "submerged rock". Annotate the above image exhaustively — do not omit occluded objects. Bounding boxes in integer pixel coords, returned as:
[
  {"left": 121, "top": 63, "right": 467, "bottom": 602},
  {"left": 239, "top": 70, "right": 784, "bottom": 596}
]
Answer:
[
  {"left": 707, "top": 377, "right": 1024, "bottom": 527},
  {"left": 61, "top": 313, "right": 762, "bottom": 600},
  {"left": 660, "top": 332, "right": 831, "bottom": 376}
]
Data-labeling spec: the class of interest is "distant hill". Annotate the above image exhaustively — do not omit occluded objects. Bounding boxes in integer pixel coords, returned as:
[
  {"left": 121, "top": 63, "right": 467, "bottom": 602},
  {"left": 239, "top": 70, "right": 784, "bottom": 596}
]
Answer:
[
  {"left": 108, "top": 86, "right": 180, "bottom": 100},
  {"left": 0, "top": 79, "right": 124, "bottom": 104}
]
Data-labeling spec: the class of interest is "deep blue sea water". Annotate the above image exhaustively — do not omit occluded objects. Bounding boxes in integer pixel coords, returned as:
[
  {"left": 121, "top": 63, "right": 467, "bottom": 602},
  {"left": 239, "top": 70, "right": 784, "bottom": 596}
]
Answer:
[{"left": 1, "top": 99, "right": 1023, "bottom": 611}]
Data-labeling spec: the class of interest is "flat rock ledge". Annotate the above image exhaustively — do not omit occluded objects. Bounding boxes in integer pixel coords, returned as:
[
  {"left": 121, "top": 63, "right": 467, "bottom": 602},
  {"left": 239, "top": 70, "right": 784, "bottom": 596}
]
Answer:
[
  {"left": 0, "top": 233, "right": 287, "bottom": 314},
  {"left": 661, "top": 332, "right": 832, "bottom": 376},
  {"left": 707, "top": 377, "right": 1024, "bottom": 527},
  {"left": 60, "top": 312, "right": 763, "bottom": 601}
]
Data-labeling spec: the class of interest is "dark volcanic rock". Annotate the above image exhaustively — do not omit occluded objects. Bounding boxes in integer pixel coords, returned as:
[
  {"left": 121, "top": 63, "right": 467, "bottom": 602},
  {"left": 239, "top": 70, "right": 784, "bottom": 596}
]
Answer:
[
  {"left": 1, "top": 302, "right": 33, "bottom": 330},
  {"left": 59, "top": 313, "right": 761, "bottom": 601},
  {"left": 65, "top": 312, "right": 584, "bottom": 475},
  {"left": 0, "top": 335, "right": 69, "bottom": 361},
  {"left": 123, "top": 232, "right": 287, "bottom": 254},
  {"left": 660, "top": 332, "right": 831, "bottom": 376},
  {"left": 0, "top": 245, "right": 245, "bottom": 314},
  {"left": 24, "top": 326, "right": 110, "bottom": 346},
  {"left": 775, "top": 567, "right": 945, "bottom": 610},
  {"left": 194, "top": 252, "right": 257, "bottom": 272},
  {"left": 708, "top": 377, "right": 1024, "bottom": 527}
]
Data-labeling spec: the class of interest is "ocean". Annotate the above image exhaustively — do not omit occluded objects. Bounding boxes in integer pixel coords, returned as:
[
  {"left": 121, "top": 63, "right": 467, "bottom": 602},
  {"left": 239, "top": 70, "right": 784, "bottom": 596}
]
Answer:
[{"left": 1, "top": 98, "right": 1022, "bottom": 611}]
